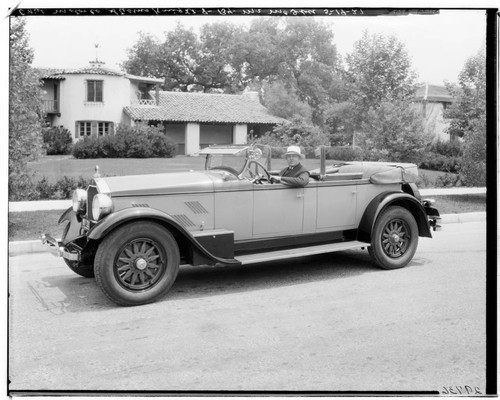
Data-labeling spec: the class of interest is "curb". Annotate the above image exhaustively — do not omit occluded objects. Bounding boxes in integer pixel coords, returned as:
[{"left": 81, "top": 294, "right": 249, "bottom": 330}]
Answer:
[{"left": 8, "top": 212, "right": 486, "bottom": 256}]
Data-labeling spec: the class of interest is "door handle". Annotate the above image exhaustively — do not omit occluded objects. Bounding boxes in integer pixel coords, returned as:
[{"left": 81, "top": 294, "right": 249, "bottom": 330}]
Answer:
[{"left": 296, "top": 194, "right": 304, "bottom": 198}]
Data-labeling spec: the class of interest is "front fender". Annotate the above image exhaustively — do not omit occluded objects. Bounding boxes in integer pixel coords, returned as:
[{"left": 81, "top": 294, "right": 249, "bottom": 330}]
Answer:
[
  {"left": 357, "top": 191, "right": 432, "bottom": 243},
  {"left": 59, "top": 207, "right": 83, "bottom": 245},
  {"left": 88, "top": 207, "right": 240, "bottom": 266}
]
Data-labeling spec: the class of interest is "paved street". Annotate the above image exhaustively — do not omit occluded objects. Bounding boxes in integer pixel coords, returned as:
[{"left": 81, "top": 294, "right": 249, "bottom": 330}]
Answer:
[{"left": 9, "top": 221, "right": 486, "bottom": 393}]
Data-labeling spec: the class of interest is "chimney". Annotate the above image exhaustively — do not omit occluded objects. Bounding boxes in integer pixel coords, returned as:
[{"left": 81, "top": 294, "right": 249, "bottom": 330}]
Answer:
[{"left": 242, "top": 91, "right": 260, "bottom": 102}]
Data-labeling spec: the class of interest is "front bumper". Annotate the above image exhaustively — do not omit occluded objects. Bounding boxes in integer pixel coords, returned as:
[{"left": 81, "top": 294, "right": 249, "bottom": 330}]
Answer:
[
  {"left": 423, "top": 199, "right": 442, "bottom": 231},
  {"left": 41, "top": 234, "right": 81, "bottom": 261}
]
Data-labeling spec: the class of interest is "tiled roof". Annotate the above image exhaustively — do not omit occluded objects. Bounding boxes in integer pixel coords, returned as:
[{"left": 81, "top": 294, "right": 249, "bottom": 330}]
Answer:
[
  {"left": 415, "top": 83, "right": 453, "bottom": 103},
  {"left": 35, "top": 65, "right": 162, "bottom": 83},
  {"left": 124, "top": 91, "right": 286, "bottom": 124}
]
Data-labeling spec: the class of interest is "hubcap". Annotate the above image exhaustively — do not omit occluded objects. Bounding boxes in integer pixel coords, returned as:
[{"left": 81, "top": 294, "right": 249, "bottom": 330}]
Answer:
[
  {"left": 135, "top": 258, "right": 148, "bottom": 270},
  {"left": 381, "top": 219, "right": 410, "bottom": 258},
  {"left": 114, "top": 239, "right": 166, "bottom": 291}
]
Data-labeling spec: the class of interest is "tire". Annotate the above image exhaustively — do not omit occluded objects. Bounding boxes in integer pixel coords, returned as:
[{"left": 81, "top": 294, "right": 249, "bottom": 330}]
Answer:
[
  {"left": 94, "top": 222, "right": 180, "bottom": 306},
  {"left": 64, "top": 259, "right": 95, "bottom": 278},
  {"left": 368, "top": 206, "right": 419, "bottom": 270}
]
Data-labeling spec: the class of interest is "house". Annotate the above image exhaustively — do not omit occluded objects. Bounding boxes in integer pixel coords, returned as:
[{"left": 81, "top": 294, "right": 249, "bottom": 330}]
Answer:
[
  {"left": 38, "top": 60, "right": 163, "bottom": 140},
  {"left": 38, "top": 61, "right": 284, "bottom": 155},
  {"left": 123, "top": 91, "right": 284, "bottom": 155},
  {"left": 414, "top": 83, "right": 454, "bottom": 143}
]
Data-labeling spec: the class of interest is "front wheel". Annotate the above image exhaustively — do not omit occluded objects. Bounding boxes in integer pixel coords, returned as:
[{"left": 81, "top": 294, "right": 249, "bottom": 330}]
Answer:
[
  {"left": 94, "top": 222, "right": 180, "bottom": 306},
  {"left": 64, "top": 259, "right": 94, "bottom": 278},
  {"left": 369, "top": 206, "right": 418, "bottom": 270}
]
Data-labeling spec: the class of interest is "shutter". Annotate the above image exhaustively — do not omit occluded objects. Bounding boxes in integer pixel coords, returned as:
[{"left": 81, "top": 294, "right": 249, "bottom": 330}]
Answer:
[
  {"left": 87, "top": 81, "right": 94, "bottom": 102},
  {"left": 97, "top": 81, "right": 103, "bottom": 102}
]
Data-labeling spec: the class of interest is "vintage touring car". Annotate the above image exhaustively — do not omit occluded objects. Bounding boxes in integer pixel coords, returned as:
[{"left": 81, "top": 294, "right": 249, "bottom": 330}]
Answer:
[{"left": 42, "top": 145, "right": 441, "bottom": 306}]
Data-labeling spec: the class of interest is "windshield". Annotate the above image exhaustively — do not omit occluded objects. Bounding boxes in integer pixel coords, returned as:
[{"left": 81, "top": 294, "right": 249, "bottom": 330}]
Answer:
[{"left": 206, "top": 154, "right": 248, "bottom": 174}]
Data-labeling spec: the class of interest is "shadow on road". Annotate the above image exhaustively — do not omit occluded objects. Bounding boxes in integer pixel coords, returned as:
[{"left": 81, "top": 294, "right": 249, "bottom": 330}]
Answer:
[
  {"left": 40, "top": 249, "right": 426, "bottom": 310},
  {"left": 166, "top": 249, "right": 379, "bottom": 301}
]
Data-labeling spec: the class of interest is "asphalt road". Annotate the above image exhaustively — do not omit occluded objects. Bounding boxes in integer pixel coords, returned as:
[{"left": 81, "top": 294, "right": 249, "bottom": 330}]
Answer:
[{"left": 8, "top": 221, "right": 486, "bottom": 394}]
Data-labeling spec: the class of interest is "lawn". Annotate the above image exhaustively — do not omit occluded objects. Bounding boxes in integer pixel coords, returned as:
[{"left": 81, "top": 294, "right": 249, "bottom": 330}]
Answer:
[{"left": 29, "top": 154, "right": 444, "bottom": 186}]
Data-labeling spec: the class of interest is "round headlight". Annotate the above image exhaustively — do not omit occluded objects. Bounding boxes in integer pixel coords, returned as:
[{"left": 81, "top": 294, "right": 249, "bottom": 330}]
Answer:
[
  {"left": 72, "top": 189, "right": 87, "bottom": 213},
  {"left": 92, "top": 194, "right": 113, "bottom": 221}
]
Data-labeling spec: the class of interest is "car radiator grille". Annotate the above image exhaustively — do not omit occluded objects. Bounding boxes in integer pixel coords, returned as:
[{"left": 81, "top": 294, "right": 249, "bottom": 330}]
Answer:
[{"left": 86, "top": 185, "right": 99, "bottom": 220}]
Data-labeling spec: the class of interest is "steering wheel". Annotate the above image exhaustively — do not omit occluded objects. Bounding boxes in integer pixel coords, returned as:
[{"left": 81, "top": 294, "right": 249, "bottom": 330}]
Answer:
[
  {"left": 244, "top": 161, "right": 271, "bottom": 183},
  {"left": 208, "top": 166, "right": 240, "bottom": 176}
]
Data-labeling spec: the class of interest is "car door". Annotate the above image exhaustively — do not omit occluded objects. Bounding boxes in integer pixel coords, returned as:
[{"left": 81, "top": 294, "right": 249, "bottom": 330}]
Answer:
[
  {"left": 252, "top": 185, "right": 304, "bottom": 238},
  {"left": 316, "top": 180, "right": 357, "bottom": 231}
]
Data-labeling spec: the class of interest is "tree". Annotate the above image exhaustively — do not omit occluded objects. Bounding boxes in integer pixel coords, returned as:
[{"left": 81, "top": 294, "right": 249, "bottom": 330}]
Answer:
[
  {"left": 239, "top": 18, "right": 342, "bottom": 124},
  {"left": 122, "top": 17, "right": 343, "bottom": 113},
  {"left": 327, "top": 31, "right": 418, "bottom": 146},
  {"left": 123, "top": 23, "right": 243, "bottom": 92},
  {"left": 262, "top": 80, "right": 311, "bottom": 120},
  {"left": 444, "top": 49, "right": 486, "bottom": 139},
  {"left": 444, "top": 48, "right": 486, "bottom": 185},
  {"left": 9, "top": 17, "right": 45, "bottom": 200},
  {"left": 121, "top": 32, "right": 164, "bottom": 78},
  {"left": 359, "top": 101, "right": 429, "bottom": 164}
]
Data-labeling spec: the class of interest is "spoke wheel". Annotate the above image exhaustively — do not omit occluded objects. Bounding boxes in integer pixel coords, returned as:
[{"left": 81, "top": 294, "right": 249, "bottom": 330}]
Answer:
[
  {"left": 94, "top": 222, "right": 179, "bottom": 306},
  {"left": 369, "top": 206, "right": 418, "bottom": 270},
  {"left": 381, "top": 219, "right": 410, "bottom": 258},
  {"left": 114, "top": 238, "right": 166, "bottom": 291}
]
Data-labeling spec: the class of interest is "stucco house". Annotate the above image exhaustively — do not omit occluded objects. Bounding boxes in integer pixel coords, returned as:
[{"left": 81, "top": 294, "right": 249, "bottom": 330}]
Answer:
[
  {"left": 38, "top": 61, "right": 284, "bottom": 155},
  {"left": 414, "top": 83, "right": 454, "bottom": 143}
]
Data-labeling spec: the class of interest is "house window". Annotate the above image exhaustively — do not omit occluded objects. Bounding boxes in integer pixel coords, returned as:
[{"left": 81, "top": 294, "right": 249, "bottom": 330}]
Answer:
[
  {"left": 78, "top": 121, "right": 113, "bottom": 137},
  {"left": 98, "top": 122, "right": 112, "bottom": 136},
  {"left": 87, "top": 80, "right": 103, "bottom": 102},
  {"left": 79, "top": 121, "right": 92, "bottom": 137}
]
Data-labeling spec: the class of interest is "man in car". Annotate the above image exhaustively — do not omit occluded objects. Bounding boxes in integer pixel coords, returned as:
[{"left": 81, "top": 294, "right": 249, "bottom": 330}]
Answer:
[{"left": 270, "top": 145, "right": 310, "bottom": 187}]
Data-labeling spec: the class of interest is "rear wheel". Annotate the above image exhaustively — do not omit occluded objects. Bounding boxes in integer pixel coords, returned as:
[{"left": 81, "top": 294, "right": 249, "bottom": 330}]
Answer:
[
  {"left": 94, "top": 222, "right": 180, "bottom": 306},
  {"left": 369, "top": 206, "right": 418, "bottom": 269}
]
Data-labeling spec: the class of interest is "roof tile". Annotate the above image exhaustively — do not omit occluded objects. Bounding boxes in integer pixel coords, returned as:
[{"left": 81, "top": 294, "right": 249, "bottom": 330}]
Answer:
[{"left": 124, "top": 91, "right": 285, "bottom": 124}]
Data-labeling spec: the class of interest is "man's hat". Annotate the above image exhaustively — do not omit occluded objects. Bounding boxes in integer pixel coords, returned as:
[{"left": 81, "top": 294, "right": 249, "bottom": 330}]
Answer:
[{"left": 283, "top": 145, "right": 305, "bottom": 159}]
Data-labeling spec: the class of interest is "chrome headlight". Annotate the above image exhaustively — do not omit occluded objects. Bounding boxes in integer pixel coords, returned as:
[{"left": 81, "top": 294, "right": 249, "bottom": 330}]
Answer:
[
  {"left": 72, "top": 189, "right": 87, "bottom": 213},
  {"left": 92, "top": 194, "right": 113, "bottom": 221}
]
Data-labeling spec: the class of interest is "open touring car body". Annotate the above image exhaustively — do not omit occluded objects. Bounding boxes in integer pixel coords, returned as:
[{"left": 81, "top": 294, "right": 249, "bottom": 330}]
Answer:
[{"left": 42, "top": 145, "right": 441, "bottom": 305}]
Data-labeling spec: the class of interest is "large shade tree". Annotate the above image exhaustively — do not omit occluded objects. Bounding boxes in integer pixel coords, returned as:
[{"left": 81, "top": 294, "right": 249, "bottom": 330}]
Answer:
[
  {"left": 326, "top": 30, "right": 420, "bottom": 151},
  {"left": 122, "top": 17, "right": 343, "bottom": 125}
]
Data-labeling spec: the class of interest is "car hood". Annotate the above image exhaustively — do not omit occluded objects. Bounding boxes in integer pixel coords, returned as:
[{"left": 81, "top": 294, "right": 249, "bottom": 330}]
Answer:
[{"left": 96, "top": 171, "right": 217, "bottom": 197}]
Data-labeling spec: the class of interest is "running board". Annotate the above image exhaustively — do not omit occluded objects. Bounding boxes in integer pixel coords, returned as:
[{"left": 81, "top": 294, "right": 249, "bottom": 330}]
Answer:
[{"left": 235, "top": 241, "right": 370, "bottom": 265}]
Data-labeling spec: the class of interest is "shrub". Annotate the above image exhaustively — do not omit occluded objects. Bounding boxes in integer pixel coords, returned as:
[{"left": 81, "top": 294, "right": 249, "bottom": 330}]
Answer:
[
  {"left": 419, "top": 153, "right": 461, "bottom": 173},
  {"left": 432, "top": 140, "right": 463, "bottom": 157},
  {"left": 42, "top": 126, "right": 73, "bottom": 155},
  {"left": 34, "top": 176, "right": 93, "bottom": 200},
  {"left": 252, "top": 116, "right": 329, "bottom": 157},
  {"left": 325, "top": 146, "right": 363, "bottom": 161},
  {"left": 72, "top": 123, "right": 177, "bottom": 159},
  {"left": 435, "top": 173, "right": 462, "bottom": 188},
  {"left": 360, "top": 101, "right": 431, "bottom": 164},
  {"left": 9, "top": 170, "right": 39, "bottom": 201},
  {"left": 73, "top": 137, "right": 105, "bottom": 159},
  {"left": 460, "top": 119, "right": 486, "bottom": 186}
]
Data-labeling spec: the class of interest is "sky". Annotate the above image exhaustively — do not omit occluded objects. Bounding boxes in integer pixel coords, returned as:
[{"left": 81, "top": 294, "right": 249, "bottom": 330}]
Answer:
[{"left": 19, "top": 8, "right": 487, "bottom": 86}]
